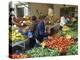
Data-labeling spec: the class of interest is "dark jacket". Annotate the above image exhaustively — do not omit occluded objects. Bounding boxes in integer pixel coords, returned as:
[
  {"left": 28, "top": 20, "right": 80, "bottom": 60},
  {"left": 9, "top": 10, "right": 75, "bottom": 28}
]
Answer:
[{"left": 36, "top": 20, "right": 45, "bottom": 37}]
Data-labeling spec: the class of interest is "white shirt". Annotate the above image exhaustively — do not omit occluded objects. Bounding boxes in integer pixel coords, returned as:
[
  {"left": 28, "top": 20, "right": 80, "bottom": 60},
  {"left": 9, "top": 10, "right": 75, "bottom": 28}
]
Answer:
[{"left": 60, "top": 16, "right": 66, "bottom": 27}]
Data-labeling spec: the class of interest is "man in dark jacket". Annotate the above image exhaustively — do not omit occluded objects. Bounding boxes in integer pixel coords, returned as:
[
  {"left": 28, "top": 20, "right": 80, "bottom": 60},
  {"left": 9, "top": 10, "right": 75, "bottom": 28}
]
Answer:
[{"left": 36, "top": 16, "right": 46, "bottom": 43}]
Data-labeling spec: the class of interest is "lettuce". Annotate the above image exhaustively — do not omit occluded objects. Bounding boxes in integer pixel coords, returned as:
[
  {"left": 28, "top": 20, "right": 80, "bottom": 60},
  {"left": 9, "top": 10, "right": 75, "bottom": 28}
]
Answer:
[{"left": 67, "top": 44, "right": 78, "bottom": 55}]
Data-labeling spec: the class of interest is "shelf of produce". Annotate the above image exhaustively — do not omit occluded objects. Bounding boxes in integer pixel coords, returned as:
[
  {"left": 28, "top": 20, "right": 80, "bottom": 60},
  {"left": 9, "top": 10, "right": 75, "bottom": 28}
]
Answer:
[{"left": 10, "top": 39, "right": 28, "bottom": 49}]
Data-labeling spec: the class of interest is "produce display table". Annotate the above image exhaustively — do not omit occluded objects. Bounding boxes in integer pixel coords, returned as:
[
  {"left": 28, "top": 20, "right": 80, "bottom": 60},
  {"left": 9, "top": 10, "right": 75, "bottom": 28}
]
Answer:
[{"left": 10, "top": 39, "right": 28, "bottom": 49}]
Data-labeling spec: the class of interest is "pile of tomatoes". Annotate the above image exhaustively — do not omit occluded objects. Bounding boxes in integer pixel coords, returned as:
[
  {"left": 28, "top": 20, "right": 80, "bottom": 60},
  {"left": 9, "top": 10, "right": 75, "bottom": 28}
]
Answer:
[
  {"left": 45, "top": 36, "right": 74, "bottom": 53},
  {"left": 10, "top": 53, "right": 31, "bottom": 59}
]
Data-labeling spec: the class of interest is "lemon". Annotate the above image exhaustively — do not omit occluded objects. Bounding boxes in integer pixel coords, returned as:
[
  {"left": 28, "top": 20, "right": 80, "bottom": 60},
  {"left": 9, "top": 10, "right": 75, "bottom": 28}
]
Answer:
[
  {"left": 12, "top": 36, "right": 16, "bottom": 41},
  {"left": 41, "top": 42, "right": 46, "bottom": 48},
  {"left": 66, "top": 34, "right": 72, "bottom": 39},
  {"left": 16, "top": 33, "right": 21, "bottom": 36},
  {"left": 62, "top": 26, "right": 70, "bottom": 31},
  {"left": 16, "top": 37, "right": 20, "bottom": 40}
]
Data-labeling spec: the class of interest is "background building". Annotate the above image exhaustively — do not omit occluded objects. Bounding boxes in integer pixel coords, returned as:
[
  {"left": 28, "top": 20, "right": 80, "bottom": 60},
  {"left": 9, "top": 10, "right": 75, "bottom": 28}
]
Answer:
[{"left": 9, "top": 1, "right": 78, "bottom": 19}]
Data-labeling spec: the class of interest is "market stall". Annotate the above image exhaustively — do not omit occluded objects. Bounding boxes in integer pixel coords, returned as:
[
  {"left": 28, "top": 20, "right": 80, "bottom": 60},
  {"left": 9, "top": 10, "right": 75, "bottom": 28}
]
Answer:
[{"left": 9, "top": 2, "right": 78, "bottom": 59}]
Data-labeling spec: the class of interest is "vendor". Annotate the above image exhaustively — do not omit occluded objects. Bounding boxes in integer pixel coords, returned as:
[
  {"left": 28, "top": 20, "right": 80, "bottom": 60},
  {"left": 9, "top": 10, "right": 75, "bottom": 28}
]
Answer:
[
  {"left": 60, "top": 15, "right": 68, "bottom": 29},
  {"left": 9, "top": 8, "right": 18, "bottom": 26}
]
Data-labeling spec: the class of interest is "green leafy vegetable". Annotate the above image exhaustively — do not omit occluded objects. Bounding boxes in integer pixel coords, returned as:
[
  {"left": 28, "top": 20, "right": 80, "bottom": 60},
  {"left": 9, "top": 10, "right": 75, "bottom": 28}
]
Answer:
[
  {"left": 67, "top": 44, "right": 78, "bottom": 55},
  {"left": 24, "top": 47, "right": 59, "bottom": 57}
]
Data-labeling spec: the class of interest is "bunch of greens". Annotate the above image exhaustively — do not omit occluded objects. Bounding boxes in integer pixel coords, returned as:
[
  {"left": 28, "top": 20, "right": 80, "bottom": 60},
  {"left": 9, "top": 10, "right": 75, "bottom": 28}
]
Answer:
[
  {"left": 58, "top": 25, "right": 78, "bottom": 39},
  {"left": 66, "top": 30, "right": 77, "bottom": 39},
  {"left": 24, "top": 47, "right": 59, "bottom": 57},
  {"left": 58, "top": 19, "right": 78, "bottom": 39},
  {"left": 67, "top": 44, "right": 78, "bottom": 55}
]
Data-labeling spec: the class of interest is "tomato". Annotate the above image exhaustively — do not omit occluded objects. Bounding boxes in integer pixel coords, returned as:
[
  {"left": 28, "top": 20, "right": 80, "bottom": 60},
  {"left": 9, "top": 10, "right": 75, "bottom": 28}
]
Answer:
[{"left": 45, "top": 36, "right": 74, "bottom": 53}]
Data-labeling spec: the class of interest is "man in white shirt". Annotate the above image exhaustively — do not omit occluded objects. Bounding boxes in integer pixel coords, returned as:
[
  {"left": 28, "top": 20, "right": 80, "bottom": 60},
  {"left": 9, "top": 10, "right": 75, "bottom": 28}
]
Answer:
[{"left": 60, "top": 15, "right": 67, "bottom": 27}]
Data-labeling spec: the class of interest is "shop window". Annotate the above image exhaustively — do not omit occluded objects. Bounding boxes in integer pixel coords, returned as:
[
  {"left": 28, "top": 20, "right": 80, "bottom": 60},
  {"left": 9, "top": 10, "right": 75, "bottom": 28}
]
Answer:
[
  {"left": 60, "top": 7, "right": 75, "bottom": 16},
  {"left": 16, "top": 7, "right": 24, "bottom": 17}
]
